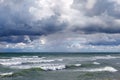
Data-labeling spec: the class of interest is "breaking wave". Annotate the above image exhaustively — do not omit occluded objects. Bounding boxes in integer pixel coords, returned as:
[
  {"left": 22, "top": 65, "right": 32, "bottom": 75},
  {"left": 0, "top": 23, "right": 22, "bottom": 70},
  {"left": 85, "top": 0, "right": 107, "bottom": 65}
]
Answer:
[
  {"left": 93, "top": 62, "right": 100, "bottom": 65},
  {"left": 77, "top": 66, "right": 118, "bottom": 72},
  {"left": 0, "top": 72, "right": 13, "bottom": 77},
  {"left": 0, "top": 56, "right": 63, "bottom": 66},
  {"left": 0, "top": 56, "right": 65, "bottom": 71},
  {"left": 0, "top": 55, "right": 119, "bottom": 72},
  {"left": 10, "top": 64, "right": 66, "bottom": 71}
]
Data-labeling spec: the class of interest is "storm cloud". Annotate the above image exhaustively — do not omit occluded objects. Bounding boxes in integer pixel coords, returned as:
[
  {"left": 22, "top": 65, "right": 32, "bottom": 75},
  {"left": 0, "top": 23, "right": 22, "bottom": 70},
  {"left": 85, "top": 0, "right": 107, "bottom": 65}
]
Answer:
[{"left": 1, "top": 0, "right": 120, "bottom": 52}]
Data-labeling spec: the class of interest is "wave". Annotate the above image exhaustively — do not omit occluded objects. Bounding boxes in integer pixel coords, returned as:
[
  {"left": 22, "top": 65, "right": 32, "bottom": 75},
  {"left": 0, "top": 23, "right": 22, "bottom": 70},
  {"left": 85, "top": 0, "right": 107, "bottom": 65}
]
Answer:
[
  {"left": 0, "top": 62, "right": 22, "bottom": 66},
  {"left": 80, "top": 66, "right": 118, "bottom": 72},
  {"left": 20, "top": 56, "right": 39, "bottom": 58},
  {"left": 0, "top": 72, "right": 13, "bottom": 77},
  {"left": 66, "top": 64, "right": 81, "bottom": 69},
  {"left": 10, "top": 64, "right": 66, "bottom": 71},
  {"left": 0, "top": 68, "right": 45, "bottom": 78},
  {"left": 93, "top": 62, "right": 100, "bottom": 65},
  {"left": 50, "top": 55, "right": 120, "bottom": 62},
  {"left": 66, "top": 62, "right": 99, "bottom": 69},
  {"left": 74, "top": 64, "right": 81, "bottom": 67},
  {"left": 93, "top": 55, "right": 119, "bottom": 60},
  {"left": 0, "top": 55, "right": 119, "bottom": 67},
  {"left": 56, "top": 59, "right": 63, "bottom": 61},
  {"left": 9, "top": 63, "right": 81, "bottom": 71},
  {"left": 40, "top": 64, "right": 66, "bottom": 70},
  {"left": 0, "top": 56, "right": 65, "bottom": 71},
  {"left": 0, "top": 57, "right": 58, "bottom": 66},
  {"left": 0, "top": 56, "right": 65, "bottom": 67}
]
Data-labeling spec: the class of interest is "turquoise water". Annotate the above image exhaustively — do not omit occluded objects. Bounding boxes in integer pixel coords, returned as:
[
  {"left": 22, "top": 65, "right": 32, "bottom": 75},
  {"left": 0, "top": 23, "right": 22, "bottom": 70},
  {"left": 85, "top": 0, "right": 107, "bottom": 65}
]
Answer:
[{"left": 0, "top": 53, "right": 120, "bottom": 80}]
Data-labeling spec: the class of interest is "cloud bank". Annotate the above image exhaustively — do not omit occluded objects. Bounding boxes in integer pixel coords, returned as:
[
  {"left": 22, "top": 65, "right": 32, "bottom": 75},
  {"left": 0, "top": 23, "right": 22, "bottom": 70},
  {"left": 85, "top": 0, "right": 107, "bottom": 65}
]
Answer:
[{"left": 0, "top": 0, "right": 120, "bottom": 52}]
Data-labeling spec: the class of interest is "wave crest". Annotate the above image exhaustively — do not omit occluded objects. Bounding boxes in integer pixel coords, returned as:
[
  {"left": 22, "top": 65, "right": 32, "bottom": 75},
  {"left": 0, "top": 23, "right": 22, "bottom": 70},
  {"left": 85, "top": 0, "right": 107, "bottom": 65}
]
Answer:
[{"left": 81, "top": 66, "right": 118, "bottom": 72}]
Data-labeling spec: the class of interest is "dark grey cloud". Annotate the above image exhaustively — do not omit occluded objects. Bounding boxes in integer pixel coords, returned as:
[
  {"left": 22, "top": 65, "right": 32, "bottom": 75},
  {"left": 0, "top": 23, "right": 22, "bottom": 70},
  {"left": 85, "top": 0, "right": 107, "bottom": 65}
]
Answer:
[
  {"left": 73, "top": 24, "right": 120, "bottom": 34},
  {"left": 89, "top": 41, "right": 120, "bottom": 46},
  {"left": 93, "top": 0, "right": 120, "bottom": 19},
  {"left": 72, "top": 0, "right": 120, "bottom": 18},
  {"left": 85, "top": 0, "right": 114, "bottom": 16},
  {"left": 0, "top": 0, "right": 67, "bottom": 37},
  {"left": 0, "top": 16, "right": 67, "bottom": 37},
  {"left": 0, "top": 0, "right": 120, "bottom": 38},
  {"left": 0, "top": 36, "right": 39, "bottom": 43}
]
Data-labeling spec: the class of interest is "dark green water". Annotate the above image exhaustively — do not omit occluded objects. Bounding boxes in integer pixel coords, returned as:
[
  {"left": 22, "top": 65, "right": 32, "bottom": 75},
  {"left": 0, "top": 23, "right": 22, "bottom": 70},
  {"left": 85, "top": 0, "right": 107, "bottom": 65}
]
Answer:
[{"left": 0, "top": 53, "right": 120, "bottom": 80}]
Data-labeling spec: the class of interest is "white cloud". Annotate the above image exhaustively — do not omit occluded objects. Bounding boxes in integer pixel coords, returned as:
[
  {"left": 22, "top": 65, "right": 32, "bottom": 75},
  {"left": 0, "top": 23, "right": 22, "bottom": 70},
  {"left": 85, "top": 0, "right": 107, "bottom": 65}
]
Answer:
[
  {"left": 86, "top": 0, "right": 96, "bottom": 9},
  {"left": 24, "top": 35, "right": 31, "bottom": 43},
  {"left": 0, "top": 0, "right": 4, "bottom": 3},
  {"left": 1, "top": 33, "right": 120, "bottom": 52},
  {"left": 29, "top": 0, "right": 55, "bottom": 20}
]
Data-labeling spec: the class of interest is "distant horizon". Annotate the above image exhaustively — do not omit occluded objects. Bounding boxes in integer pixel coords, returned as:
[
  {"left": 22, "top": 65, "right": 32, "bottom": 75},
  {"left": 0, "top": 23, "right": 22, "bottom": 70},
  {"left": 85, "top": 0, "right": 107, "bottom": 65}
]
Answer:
[{"left": 0, "top": 52, "right": 120, "bottom": 54}]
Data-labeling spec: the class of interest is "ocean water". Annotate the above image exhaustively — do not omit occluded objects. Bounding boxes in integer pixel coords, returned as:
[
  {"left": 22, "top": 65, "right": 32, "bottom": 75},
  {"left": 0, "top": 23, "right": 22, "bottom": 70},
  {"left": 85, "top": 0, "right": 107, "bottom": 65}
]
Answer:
[{"left": 0, "top": 53, "right": 120, "bottom": 80}]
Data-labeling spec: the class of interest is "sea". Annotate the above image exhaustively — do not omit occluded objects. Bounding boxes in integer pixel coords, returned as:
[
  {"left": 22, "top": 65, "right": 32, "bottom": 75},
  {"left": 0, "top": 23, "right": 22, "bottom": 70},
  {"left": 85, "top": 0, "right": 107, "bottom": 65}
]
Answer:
[{"left": 0, "top": 53, "right": 120, "bottom": 80}]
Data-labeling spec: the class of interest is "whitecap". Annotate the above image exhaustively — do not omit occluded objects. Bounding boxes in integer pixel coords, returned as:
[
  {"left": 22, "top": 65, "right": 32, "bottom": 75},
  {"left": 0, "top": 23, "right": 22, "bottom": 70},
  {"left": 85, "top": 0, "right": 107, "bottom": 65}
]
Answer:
[
  {"left": 93, "top": 55, "right": 118, "bottom": 60},
  {"left": 56, "top": 59, "right": 63, "bottom": 61},
  {"left": 74, "top": 64, "right": 81, "bottom": 67},
  {"left": 82, "top": 66, "right": 118, "bottom": 72},
  {"left": 20, "top": 56, "right": 39, "bottom": 58},
  {"left": 40, "top": 64, "right": 66, "bottom": 70},
  {"left": 9, "top": 64, "right": 66, "bottom": 71},
  {"left": 0, "top": 56, "right": 55, "bottom": 66},
  {"left": 93, "top": 62, "right": 100, "bottom": 65},
  {"left": 0, "top": 72, "right": 13, "bottom": 76},
  {"left": 0, "top": 62, "right": 22, "bottom": 66}
]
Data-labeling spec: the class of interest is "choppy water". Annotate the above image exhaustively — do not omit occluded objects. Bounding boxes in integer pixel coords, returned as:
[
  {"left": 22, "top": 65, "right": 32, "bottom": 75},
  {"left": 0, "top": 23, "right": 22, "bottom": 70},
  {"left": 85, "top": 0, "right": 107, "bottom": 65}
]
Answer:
[{"left": 0, "top": 53, "right": 120, "bottom": 80}]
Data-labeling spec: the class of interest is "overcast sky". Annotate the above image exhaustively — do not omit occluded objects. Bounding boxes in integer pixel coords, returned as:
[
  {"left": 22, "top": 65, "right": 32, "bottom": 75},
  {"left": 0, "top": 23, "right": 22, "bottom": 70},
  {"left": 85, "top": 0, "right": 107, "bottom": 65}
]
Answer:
[{"left": 0, "top": 0, "right": 120, "bottom": 52}]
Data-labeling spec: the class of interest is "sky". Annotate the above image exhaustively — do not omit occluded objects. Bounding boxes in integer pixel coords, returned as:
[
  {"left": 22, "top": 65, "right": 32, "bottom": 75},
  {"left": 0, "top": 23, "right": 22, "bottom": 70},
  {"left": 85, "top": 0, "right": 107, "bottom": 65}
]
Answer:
[{"left": 0, "top": 0, "right": 120, "bottom": 52}]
